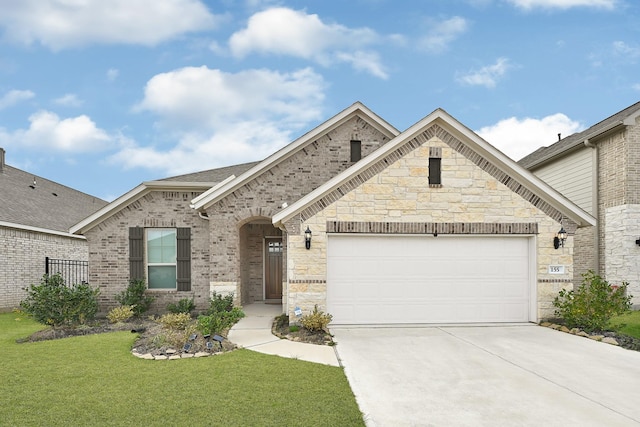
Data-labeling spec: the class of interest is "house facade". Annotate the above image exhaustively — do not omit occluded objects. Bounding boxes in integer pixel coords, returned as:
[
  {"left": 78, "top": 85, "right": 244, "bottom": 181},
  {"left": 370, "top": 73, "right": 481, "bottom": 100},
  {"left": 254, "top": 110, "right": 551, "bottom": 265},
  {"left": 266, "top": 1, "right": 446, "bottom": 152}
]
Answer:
[
  {"left": 72, "top": 104, "right": 398, "bottom": 313},
  {"left": 519, "top": 101, "right": 640, "bottom": 307},
  {"left": 0, "top": 148, "right": 107, "bottom": 311},
  {"left": 72, "top": 103, "right": 594, "bottom": 323}
]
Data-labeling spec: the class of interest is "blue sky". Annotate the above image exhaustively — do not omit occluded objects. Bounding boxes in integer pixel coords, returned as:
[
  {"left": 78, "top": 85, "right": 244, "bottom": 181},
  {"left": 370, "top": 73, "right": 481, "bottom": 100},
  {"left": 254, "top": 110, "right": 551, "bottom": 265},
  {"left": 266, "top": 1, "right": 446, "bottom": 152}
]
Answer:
[{"left": 0, "top": 0, "right": 638, "bottom": 202}]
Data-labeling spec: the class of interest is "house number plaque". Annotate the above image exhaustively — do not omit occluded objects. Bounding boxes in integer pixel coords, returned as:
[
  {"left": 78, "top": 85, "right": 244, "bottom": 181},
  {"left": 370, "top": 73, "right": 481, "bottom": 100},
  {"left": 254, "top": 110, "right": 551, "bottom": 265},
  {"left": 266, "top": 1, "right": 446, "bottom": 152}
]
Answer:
[{"left": 548, "top": 265, "right": 565, "bottom": 275}]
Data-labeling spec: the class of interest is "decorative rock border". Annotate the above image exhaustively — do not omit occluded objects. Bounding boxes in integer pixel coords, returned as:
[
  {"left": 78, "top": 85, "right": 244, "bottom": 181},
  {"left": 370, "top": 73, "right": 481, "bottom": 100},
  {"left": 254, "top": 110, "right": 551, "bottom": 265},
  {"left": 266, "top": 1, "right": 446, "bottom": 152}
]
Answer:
[
  {"left": 540, "top": 322, "right": 619, "bottom": 346},
  {"left": 131, "top": 348, "right": 222, "bottom": 360}
]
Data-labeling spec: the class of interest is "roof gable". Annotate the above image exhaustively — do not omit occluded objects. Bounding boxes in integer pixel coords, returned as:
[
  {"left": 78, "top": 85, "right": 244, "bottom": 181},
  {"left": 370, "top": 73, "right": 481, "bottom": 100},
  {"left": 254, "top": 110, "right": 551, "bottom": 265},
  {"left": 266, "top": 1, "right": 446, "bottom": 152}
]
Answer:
[
  {"left": 71, "top": 161, "right": 259, "bottom": 234},
  {"left": 273, "top": 109, "right": 596, "bottom": 229},
  {"left": 190, "top": 102, "right": 399, "bottom": 211},
  {"left": 519, "top": 100, "right": 640, "bottom": 170}
]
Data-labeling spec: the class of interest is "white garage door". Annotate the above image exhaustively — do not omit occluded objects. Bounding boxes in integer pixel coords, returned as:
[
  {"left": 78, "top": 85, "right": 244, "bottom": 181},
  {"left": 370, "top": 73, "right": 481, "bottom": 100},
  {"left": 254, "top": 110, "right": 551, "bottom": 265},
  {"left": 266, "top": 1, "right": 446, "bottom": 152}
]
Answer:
[{"left": 327, "top": 235, "right": 533, "bottom": 324}]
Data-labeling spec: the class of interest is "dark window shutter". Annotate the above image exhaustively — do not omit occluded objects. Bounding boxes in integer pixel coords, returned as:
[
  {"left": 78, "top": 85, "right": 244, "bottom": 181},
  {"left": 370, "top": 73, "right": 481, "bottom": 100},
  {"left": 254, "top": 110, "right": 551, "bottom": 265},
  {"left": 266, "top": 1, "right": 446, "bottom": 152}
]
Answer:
[
  {"left": 428, "top": 157, "right": 442, "bottom": 185},
  {"left": 176, "top": 227, "right": 191, "bottom": 291},
  {"left": 129, "top": 227, "right": 144, "bottom": 281}
]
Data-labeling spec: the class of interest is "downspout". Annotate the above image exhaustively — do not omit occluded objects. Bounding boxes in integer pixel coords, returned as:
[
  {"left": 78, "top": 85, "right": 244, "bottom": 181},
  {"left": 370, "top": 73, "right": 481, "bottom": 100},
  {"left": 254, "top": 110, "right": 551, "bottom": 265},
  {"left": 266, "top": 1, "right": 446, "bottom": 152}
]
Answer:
[{"left": 584, "top": 138, "right": 599, "bottom": 274}]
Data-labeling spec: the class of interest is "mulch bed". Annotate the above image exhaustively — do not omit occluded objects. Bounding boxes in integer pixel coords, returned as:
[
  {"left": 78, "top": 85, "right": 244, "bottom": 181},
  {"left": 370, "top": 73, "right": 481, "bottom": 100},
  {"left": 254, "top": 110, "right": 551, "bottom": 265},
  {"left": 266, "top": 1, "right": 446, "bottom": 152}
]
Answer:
[{"left": 271, "top": 316, "right": 334, "bottom": 346}]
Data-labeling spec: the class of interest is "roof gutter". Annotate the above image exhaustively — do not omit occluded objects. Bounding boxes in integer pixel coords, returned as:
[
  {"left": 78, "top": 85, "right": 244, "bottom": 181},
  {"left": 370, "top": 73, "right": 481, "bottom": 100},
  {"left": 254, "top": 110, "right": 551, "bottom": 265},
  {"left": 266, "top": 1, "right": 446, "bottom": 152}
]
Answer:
[{"left": 1, "top": 221, "right": 86, "bottom": 240}]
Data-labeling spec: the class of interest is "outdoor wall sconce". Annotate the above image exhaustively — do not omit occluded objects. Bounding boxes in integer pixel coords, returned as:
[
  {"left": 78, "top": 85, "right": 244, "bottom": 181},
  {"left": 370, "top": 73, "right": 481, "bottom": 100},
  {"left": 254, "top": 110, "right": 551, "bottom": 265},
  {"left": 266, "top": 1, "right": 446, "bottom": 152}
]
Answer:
[
  {"left": 554, "top": 227, "right": 567, "bottom": 249},
  {"left": 304, "top": 226, "right": 312, "bottom": 249}
]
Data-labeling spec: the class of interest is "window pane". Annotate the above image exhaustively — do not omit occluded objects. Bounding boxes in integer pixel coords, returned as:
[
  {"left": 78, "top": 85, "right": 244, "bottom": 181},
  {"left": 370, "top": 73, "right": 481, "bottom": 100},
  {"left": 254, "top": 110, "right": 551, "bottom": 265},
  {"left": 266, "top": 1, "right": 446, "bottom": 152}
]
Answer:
[
  {"left": 148, "top": 266, "right": 176, "bottom": 289},
  {"left": 147, "top": 229, "right": 176, "bottom": 263}
]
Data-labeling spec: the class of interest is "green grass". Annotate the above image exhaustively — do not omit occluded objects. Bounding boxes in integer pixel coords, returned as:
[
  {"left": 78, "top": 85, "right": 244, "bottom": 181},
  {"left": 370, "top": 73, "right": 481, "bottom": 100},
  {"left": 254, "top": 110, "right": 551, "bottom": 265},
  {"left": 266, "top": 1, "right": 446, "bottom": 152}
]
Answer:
[
  {"left": 610, "top": 310, "right": 640, "bottom": 339},
  {"left": 0, "top": 313, "right": 364, "bottom": 426}
]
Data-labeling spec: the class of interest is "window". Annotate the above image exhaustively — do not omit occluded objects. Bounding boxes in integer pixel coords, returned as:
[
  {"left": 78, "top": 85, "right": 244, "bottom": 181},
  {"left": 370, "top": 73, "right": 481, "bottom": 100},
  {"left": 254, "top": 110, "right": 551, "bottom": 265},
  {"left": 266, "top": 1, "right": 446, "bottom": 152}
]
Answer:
[
  {"left": 428, "top": 157, "right": 442, "bottom": 186},
  {"left": 350, "top": 140, "right": 362, "bottom": 162},
  {"left": 129, "top": 227, "right": 191, "bottom": 291},
  {"left": 147, "top": 229, "right": 177, "bottom": 289}
]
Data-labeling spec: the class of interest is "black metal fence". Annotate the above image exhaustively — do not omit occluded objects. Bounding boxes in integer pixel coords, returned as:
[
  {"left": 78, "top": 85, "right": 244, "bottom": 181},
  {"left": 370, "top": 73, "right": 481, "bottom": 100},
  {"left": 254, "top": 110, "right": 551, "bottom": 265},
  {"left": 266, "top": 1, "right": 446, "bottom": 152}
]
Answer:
[{"left": 45, "top": 257, "right": 89, "bottom": 285}]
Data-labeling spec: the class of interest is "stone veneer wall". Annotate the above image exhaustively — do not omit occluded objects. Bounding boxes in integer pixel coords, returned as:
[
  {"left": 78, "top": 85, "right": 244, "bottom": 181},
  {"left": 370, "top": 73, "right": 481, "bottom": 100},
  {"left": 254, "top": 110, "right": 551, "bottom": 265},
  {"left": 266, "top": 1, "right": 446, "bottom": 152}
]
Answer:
[
  {"left": 84, "top": 191, "right": 210, "bottom": 314},
  {"left": 605, "top": 204, "right": 640, "bottom": 305},
  {"left": 597, "top": 130, "right": 627, "bottom": 277},
  {"left": 284, "top": 133, "right": 576, "bottom": 322},
  {"left": 206, "top": 116, "right": 392, "bottom": 303},
  {"left": 0, "top": 226, "right": 88, "bottom": 311},
  {"left": 597, "top": 117, "right": 640, "bottom": 305}
]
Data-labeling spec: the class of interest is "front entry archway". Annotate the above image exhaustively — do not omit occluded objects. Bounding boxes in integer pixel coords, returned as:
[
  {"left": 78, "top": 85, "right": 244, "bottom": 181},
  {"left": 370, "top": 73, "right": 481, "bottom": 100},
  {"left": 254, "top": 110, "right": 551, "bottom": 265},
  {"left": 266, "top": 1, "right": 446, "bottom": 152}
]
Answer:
[{"left": 239, "top": 219, "right": 282, "bottom": 304}]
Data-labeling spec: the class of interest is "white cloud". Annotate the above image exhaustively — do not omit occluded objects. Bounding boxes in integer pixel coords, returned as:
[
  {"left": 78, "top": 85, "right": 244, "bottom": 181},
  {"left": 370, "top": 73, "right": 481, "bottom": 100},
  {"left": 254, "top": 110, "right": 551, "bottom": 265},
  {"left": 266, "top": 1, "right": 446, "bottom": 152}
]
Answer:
[
  {"left": 228, "top": 7, "right": 388, "bottom": 78},
  {"left": 476, "top": 113, "right": 584, "bottom": 160},
  {"left": 110, "top": 122, "right": 290, "bottom": 175},
  {"left": 419, "top": 16, "right": 469, "bottom": 53},
  {"left": 119, "top": 66, "right": 327, "bottom": 173},
  {"left": 135, "top": 66, "right": 325, "bottom": 130},
  {"left": 0, "top": 0, "right": 220, "bottom": 50},
  {"left": 456, "top": 57, "right": 513, "bottom": 88},
  {"left": 505, "top": 0, "right": 617, "bottom": 10},
  {"left": 612, "top": 41, "right": 640, "bottom": 60},
  {"left": 53, "top": 93, "right": 83, "bottom": 107},
  {"left": 0, "top": 89, "right": 35, "bottom": 109},
  {"left": 106, "top": 68, "right": 120, "bottom": 81},
  {"left": 0, "top": 110, "right": 112, "bottom": 152}
]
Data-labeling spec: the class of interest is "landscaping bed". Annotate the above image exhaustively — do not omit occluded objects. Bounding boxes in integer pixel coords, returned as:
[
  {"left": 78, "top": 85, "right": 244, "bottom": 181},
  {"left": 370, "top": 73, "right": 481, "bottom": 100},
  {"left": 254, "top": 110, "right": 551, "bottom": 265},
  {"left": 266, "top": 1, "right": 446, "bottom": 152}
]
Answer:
[
  {"left": 541, "top": 321, "right": 640, "bottom": 352},
  {"left": 271, "top": 313, "right": 335, "bottom": 346}
]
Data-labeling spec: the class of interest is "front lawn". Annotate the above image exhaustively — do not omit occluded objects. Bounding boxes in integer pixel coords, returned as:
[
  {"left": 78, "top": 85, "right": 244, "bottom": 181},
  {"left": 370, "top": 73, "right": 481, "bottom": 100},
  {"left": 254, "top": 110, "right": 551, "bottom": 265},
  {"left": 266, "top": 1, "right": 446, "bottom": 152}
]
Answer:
[
  {"left": 0, "top": 313, "right": 364, "bottom": 426},
  {"left": 610, "top": 310, "right": 640, "bottom": 339}
]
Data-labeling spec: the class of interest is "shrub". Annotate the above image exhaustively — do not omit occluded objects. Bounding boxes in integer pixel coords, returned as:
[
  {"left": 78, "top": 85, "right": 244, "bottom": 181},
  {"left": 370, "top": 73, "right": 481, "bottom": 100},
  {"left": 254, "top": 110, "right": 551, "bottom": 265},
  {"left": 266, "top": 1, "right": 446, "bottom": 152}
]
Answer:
[
  {"left": 167, "top": 298, "right": 196, "bottom": 314},
  {"left": 553, "top": 270, "right": 632, "bottom": 332},
  {"left": 197, "top": 307, "right": 245, "bottom": 335},
  {"left": 114, "top": 279, "right": 154, "bottom": 316},
  {"left": 205, "top": 292, "right": 235, "bottom": 315},
  {"left": 107, "top": 305, "right": 135, "bottom": 324},
  {"left": 20, "top": 274, "right": 99, "bottom": 327},
  {"left": 300, "top": 305, "right": 333, "bottom": 332},
  {"left": 157, "top": 313, "right": 192, "bottom": 330}
]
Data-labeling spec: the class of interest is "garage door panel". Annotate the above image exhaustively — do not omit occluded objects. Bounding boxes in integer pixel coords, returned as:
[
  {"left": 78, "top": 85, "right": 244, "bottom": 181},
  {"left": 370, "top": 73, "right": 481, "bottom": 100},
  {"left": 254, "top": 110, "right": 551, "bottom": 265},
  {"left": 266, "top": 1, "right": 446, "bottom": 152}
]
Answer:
[{"left": 327, "top": 235, "right": 532, "bottom": 324}]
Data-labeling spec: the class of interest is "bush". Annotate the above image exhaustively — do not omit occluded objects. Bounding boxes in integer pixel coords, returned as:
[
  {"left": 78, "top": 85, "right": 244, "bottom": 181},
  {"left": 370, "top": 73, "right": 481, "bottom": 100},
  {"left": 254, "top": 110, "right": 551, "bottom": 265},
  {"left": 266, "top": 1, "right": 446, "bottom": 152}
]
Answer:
[
  {"left": 205, "top": 292, "right": 234, "bottom": 315},
  {"left": 157, "top": 313, "right": 192, "bottom": 330},
  {"left": 114, "top": 279, "right": 154, "bottom": 316},
  {"left": 299, "top": 305, "right": 333, "bottom": 332},
  {"left": 107, "top": 305, "right": 135, "bottom": 324},
  {"left": 197, "top": 307, "right": 245, "bottom": 335},
  {"left": 553, "top": 270, "right": 632, "bottom": 332},
  {"left": 20, "top": 274, "right": 99, "bottom": 327},
  {"left": 167, "top": 298, "right": 196, "bottom": 314}
]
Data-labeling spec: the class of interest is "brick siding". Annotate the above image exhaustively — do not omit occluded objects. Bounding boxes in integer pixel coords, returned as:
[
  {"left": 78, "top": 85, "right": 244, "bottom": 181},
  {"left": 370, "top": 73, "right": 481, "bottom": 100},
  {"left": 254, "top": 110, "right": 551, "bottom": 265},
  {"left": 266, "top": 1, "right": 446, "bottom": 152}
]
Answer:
[{"left": 0, "top": 226, "right": 88, "bottom": 310}]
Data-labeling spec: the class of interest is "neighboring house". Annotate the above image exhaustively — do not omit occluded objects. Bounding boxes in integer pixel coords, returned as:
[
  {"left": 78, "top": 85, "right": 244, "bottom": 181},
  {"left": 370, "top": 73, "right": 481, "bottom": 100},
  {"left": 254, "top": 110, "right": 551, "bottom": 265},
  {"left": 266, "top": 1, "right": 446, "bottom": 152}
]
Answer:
[
  {"left": 0, "top": 148, "right": 108, "bottom": 311},
  {"left": 519, "top": 101, "right": 640, "bottom": 307},
  {"left": 71, "top": 103, "right": 595, "bottom": 323}
]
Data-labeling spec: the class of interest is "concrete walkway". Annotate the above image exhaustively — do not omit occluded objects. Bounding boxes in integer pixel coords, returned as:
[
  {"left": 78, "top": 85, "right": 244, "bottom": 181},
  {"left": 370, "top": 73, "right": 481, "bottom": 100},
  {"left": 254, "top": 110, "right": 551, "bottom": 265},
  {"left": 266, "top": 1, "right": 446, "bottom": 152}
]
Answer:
[{"left": 228, "top": 302, "right": 340, "bottom": 367}]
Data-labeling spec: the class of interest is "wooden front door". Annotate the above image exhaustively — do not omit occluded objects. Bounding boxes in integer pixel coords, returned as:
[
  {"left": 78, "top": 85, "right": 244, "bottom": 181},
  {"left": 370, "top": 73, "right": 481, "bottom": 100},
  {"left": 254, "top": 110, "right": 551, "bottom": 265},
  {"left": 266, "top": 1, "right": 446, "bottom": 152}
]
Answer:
[{"left": 265, "top": 238, "right": 283, "bottom": 300}]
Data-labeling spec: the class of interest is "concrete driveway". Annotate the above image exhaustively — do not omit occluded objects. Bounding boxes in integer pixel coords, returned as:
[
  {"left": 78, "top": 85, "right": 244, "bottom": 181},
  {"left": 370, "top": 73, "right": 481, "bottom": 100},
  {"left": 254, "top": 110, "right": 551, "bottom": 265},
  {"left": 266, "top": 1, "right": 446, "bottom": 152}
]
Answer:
[{"left": 332, "top": 325, "right": 640, "bottom": 427}]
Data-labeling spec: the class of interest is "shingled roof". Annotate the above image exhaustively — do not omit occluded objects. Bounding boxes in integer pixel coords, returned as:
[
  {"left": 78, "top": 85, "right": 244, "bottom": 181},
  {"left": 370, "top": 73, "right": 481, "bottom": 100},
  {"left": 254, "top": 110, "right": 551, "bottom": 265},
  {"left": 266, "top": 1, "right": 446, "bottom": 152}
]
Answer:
[
  {"left": 0, "top": 149, "right": 108, "bottom": 233},
  {"left": 158, "top": 161, "right": 260, "bottom": 183},
  {"left": 519, "top": 101, "right": 640, "bottom": 170}
]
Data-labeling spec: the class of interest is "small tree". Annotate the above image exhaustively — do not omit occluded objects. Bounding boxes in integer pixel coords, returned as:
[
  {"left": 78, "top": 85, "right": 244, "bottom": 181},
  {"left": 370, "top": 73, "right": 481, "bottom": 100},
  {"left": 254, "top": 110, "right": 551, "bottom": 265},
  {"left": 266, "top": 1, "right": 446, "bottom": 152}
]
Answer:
[
  {"left": 20, "top": 274, "right": 99, "bottom": 327},
  {"left": 553, "top": 270, "right": 632, "bottom": 332},
  {"left": 114, "top": 279, "right": 154, "bottom": 316}
]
